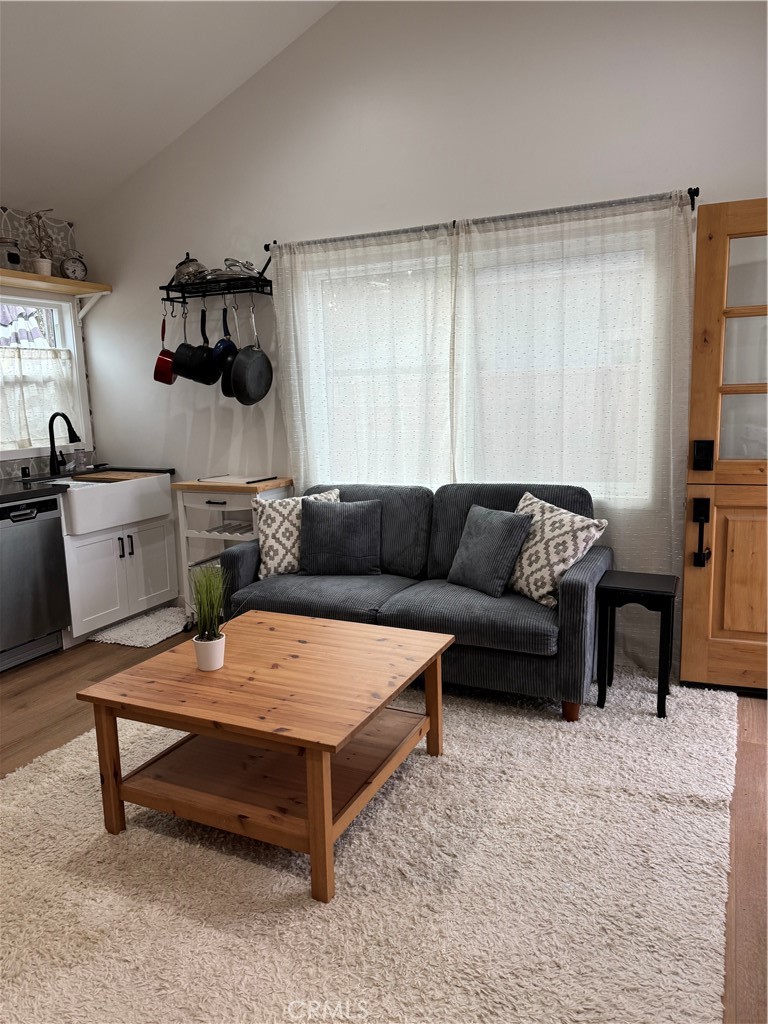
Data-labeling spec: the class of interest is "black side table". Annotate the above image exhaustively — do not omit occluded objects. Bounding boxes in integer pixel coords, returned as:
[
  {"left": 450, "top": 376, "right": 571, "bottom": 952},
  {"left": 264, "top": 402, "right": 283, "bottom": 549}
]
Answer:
[{"left": 595, "top": 571, "right": 680, "bottom": 719}]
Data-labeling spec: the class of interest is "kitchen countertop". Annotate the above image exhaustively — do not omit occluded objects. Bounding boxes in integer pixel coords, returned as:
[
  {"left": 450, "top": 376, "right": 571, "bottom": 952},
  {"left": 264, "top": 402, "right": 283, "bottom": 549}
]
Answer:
[
  {"left": 0, "top": 466, "right": 176, "bottom": 505},
  {"left": 0, "top": 479, "right": 71, "bottom": 504},
  {"left": 171, "top": 476, "right": 293, "bottom": 494}
]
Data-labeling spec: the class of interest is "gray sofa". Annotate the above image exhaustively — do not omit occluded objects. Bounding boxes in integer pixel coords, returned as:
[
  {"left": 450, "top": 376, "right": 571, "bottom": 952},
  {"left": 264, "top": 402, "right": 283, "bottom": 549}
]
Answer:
[{"left": 220, "top": 483, "right": 613, "bottom": 720}]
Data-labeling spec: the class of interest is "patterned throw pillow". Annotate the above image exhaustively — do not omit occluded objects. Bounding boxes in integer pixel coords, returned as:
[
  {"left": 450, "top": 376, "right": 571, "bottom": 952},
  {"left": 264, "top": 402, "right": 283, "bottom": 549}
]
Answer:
[
  {"left": 510, "top": 492, "right": 607, "bottom": 608},
  {"left": 252, "top": 489, "right": 339, "bottom": 579}
]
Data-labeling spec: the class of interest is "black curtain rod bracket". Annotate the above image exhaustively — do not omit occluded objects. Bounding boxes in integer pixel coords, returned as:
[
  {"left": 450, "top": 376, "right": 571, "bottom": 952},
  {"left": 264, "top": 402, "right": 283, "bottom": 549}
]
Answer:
[{"left": 687, "top": 187, "right": 700, "bottom": 212}]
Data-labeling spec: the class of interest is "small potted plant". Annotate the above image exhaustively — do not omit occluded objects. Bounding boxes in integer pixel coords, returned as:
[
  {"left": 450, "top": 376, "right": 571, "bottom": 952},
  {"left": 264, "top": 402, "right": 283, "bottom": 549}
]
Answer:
[
  {"left": 25, "top": 209, "right": 55, "bottom": 275},
  {"left": 190, "top": 564, "right": 227, "bottom": 670}
]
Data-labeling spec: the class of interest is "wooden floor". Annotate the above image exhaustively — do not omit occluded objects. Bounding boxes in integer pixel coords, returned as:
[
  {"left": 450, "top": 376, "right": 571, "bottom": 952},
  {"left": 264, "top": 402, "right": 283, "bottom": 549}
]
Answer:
[
  {"left": 1, "top": 641, "right": 765, "bottom": 1022},
  {"left": 0, "top": 633, "right": 187, "bottom": 779}
]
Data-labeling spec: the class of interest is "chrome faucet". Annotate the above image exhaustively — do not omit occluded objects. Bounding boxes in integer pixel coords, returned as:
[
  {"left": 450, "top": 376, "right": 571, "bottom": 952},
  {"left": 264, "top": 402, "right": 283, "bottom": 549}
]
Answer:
[{"left": 48, "top": 412, "right": 81, "bottom": 476}]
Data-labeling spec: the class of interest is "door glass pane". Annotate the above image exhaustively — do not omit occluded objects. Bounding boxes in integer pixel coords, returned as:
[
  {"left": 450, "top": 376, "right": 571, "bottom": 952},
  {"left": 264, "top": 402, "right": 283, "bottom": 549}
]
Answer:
[
  {"left": 720, "top": 393, "right": 768, "bottom": 459},
  {"left": 727, "top": 235, "right": 767, "bottom": 307},
  {"left": 723, "top": 316, "right": 768, "bottom": 384}
]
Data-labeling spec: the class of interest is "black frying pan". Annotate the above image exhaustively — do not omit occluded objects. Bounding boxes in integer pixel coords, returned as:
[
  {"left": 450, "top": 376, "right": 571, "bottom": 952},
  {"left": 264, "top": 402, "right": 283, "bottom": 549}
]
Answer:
[
  {"left": 231, "top": 303, "right": 272, "bottom": 406},
  {"left": 220, "top": 302, "right": 240, "bottom": 398},
  {"left": 171, "top": 308, "right": 197, "bottom": 380},
  {"left": 190, "top": 307, "right": 221, "bottom": 385}
]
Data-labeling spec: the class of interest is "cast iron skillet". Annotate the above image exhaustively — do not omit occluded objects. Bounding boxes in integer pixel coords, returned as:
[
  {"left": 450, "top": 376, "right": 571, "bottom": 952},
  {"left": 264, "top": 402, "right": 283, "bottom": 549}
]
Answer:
[{"left": 231, "top": 304, "right": 273, "bottom": 405}]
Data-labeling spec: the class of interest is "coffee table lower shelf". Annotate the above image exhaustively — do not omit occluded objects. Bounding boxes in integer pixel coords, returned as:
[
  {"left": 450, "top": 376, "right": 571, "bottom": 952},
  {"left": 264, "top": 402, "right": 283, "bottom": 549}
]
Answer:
[{"left": 119, "top": 705, "right": 428, "bottom": 854}]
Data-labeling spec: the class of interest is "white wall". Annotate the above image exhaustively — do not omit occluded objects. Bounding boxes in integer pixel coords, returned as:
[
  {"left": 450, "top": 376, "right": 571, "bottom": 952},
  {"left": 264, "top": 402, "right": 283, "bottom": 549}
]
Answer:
[{"left": 77, "top": 1, "right": 767, "bottom": 480}]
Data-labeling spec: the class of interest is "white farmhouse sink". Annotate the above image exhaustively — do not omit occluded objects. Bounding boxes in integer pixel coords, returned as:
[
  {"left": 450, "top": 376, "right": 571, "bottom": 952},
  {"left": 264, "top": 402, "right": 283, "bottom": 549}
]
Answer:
[{"left": 62, "top": 475, "right": 172, "bottom": 535}]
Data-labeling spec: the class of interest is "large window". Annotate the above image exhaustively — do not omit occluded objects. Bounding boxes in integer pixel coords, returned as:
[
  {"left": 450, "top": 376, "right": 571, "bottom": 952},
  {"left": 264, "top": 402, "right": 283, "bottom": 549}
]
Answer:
[
  {"left": 0, "top": 293, "right": 92, "bottom": 458},
  {"left": 274, "top": 197, "right": 692, "bottom": 511}
]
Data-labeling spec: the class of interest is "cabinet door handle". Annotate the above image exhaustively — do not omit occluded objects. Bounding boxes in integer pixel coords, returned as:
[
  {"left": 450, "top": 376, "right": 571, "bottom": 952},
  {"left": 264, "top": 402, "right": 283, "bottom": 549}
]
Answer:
[
  {"left": 127, "top": 534, "right": 134, "bottom": 556},
  {"left": 205, "top": 500, "right": 227, "bottom": 505},
  {"left": 118, "top": 537, "right": 125, "bottom": 558}
]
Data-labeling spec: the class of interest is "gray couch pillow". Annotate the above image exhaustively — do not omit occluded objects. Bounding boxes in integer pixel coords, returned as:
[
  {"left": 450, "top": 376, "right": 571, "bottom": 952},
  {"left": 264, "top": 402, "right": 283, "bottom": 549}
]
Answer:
[
  {"left": 299, "top": 499, "right": 382, "bottom": 576},
  {"left": 447, "top": 504, "right": 532, "bottom": 598}
]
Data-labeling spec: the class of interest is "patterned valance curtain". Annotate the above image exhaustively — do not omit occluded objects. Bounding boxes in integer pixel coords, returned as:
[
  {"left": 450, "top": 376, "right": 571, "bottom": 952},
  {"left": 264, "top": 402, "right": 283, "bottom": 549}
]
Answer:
[{"left": 272, "top": 194, "right": 693, "bottom": 669}]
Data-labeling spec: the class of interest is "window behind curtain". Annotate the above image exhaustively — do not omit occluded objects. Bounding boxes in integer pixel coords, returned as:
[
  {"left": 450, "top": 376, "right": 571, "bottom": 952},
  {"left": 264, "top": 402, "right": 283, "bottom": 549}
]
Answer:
[
  {"left": 0, "top": 296, "right": 87, "bottom": 455},
  {"left": 275, "top": 200, "right": 690, "bottom": 509},
  {"left": 453, "top": 212, "right": 678, "bottom": 507},
  {"left": 274, "top": 228, "right": 456, "bottom": 488},
  {"left": 272, "top": 196, "right": 693, "bottom": 672}
]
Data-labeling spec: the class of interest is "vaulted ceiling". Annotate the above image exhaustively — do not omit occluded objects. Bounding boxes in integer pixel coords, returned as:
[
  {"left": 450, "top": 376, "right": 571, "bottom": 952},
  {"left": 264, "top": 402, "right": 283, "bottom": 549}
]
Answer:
[{"left": 0, "top": 1, "right": 335, "bottom": 220}]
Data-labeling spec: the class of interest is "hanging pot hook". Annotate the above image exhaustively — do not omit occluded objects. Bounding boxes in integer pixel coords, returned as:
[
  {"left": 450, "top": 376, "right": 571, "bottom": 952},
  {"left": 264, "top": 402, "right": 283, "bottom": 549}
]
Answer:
[
  {"left": 161, "top": 299, "right": 168, "bottom": 319},
  {"left": 231, "top": 297, "right": 242, "bottom": 348},
  {"left": 249, "top": 291, "right": 255, "bottom": 316},
  {"left": 170, "top": 302, "right": 177, "bottom": 318},
  {"left": 201, "top": 296, "right": 207, "bottom": 312}
]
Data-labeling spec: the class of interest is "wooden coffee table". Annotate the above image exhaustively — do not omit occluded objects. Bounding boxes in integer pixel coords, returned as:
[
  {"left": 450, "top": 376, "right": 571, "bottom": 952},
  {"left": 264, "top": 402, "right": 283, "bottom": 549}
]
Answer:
[{"left": 77, "top": 611, "right": 454, "bottom": 902}]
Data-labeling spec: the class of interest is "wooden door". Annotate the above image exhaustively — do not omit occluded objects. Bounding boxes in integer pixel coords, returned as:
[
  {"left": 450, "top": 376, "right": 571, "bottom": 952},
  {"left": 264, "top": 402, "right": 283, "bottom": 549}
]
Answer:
[{"left": 681, "top": 199, "right": 767, "bottom": 688}]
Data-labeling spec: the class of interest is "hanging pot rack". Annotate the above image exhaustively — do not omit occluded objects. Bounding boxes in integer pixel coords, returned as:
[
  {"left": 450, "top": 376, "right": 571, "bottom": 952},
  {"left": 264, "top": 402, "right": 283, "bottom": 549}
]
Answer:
[{"left": 159, "top": 255, "right": 272, "bottom": 308}]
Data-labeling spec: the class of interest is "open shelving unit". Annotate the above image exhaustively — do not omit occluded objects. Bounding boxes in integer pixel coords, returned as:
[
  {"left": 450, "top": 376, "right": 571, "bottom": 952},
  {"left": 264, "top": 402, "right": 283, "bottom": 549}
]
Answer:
[
  {"left": 119, "top": 706, "right": 429, "bottom": 852},
  {"left": 0, "top": 269, "right": 112, "bottom": 320},
  {"left": 172, "top": 477, "right": 293, "bottom": 625}
]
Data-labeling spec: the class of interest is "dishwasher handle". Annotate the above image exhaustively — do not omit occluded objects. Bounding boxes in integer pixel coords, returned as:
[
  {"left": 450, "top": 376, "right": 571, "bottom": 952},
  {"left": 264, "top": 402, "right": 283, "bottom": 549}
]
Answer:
[{"left": 10, "top": 508, "right": 38, "bottom": 523}]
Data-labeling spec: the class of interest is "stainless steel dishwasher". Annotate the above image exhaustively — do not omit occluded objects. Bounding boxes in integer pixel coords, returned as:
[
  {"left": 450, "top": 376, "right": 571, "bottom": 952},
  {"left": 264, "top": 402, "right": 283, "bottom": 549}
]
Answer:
[{"left": 0, "top": 496, "right": 71, "bottom": 671}]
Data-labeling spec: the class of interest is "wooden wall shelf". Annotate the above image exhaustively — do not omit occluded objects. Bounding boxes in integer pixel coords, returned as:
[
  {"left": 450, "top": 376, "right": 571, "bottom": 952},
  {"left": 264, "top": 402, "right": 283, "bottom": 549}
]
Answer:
[
  {"left": 0, "top": 269, "right": 113, "bottom": 320},
  {"left": 0, "top": 268, "right": 112, "bottom": 296}
]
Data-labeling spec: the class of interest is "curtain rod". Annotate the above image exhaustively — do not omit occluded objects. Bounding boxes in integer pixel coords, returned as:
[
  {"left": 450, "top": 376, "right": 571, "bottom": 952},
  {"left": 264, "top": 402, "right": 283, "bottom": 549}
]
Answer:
[{"left": 263, "top": 186, "right": 699, "bottom": 252}]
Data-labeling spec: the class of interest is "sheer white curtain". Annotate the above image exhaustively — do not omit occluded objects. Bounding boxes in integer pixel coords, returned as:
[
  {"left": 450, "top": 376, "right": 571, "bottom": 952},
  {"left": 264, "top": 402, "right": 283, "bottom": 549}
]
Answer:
[
  {"left": 273, "top": 226, "right": 456, "bottom": 491},
  {"left": 453, "top": 196, "right": 693, "bottom": 665},
  {"left": 273, "top": 195, "right": 693, "bottom": 667},
  {"left": 0, "top": 348, "right": 76, "bottom": 450}
]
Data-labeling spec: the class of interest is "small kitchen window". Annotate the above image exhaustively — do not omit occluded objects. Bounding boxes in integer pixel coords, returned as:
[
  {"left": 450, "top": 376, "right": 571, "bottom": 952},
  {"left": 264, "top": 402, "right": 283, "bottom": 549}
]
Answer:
[{"left": 0, "top": 292, "right": 92, "bottom": 459}]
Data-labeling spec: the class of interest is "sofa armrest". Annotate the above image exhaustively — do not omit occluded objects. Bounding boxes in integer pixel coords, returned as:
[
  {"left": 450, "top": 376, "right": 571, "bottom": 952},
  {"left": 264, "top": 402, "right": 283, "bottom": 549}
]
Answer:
[
  {"left": 219, "top": 540, "right": 261, "bottom": 617},
  {"left": 557, "top": 545, "right": 614, "bottom": 702}
]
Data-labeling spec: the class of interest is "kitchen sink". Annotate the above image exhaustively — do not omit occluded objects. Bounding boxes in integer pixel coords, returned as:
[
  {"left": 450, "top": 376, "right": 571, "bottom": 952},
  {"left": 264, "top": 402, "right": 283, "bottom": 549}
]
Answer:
[{"left": 62, "top": 475, "right": 173, "bottom": 535}]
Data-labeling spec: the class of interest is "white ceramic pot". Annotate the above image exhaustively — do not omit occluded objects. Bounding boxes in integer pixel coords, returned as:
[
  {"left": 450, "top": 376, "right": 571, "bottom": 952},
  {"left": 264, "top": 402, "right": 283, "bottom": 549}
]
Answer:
[
  {"left": 193, "top": 633, "right": 226, "bottom": 671},
  {"left": 31, "top": 258, "right": 53, "bottom": 275}
]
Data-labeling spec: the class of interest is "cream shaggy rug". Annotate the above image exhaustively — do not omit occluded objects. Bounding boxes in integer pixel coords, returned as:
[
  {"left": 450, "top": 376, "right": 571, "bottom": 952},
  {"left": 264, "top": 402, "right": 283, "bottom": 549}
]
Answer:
[
  {"left": 1, "top": 668, "right": 737, "bottom": 1024},
  {"left": 89, "top": 606, "right": 188, "bottom": 647}
]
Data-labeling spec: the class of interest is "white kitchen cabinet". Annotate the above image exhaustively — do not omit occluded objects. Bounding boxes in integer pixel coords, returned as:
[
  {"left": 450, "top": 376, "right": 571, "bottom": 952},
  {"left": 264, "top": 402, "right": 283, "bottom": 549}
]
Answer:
[{"left": 64, "top": 517, "right": 177, "bottom": 637}]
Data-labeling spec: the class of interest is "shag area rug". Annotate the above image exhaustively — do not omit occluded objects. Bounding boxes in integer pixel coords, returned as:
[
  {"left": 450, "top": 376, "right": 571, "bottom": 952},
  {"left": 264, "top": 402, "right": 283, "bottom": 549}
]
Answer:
[
  {"left": 1, "top": 668, "right": 737, "bottom": 1024},
  {"left": 89, "top": 606, "right": 188, "bottom": 647}
]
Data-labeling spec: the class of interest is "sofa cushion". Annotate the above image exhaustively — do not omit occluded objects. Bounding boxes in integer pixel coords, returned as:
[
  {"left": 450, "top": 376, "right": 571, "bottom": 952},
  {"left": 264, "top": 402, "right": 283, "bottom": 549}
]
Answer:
[
  {"left": 253, "top": 488, "right": 339, "bottom": 580},
  {"left": 447, "top": 505, "right": 532, "bottom": 598},
  {"left": 299, "top": 499, "right": 382, "bottom": 576},
  {"left": 377, "top": 579, "right": 558, "bottom": 656},
  {"left": 230, "top": 573, "right": 419, "bottom": 625},
  {"left": 305, "top": 484, "right": 432, "bottom": 578},
  {"left": 428, "top": 483, "right": 595, "bottom": 580},
  {"left": 511, "top": 491, "right": 608, "bottom": 608}
]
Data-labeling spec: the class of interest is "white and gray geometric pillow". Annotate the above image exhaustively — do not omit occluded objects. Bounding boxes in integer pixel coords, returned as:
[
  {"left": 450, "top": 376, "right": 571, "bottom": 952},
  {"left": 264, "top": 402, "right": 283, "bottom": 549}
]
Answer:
[
  {"left": 510, "top": 491, "right": 607, "bottom": 608},
  {"left": 252, "top": 489, "right": 340, "bottom": 580}
]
